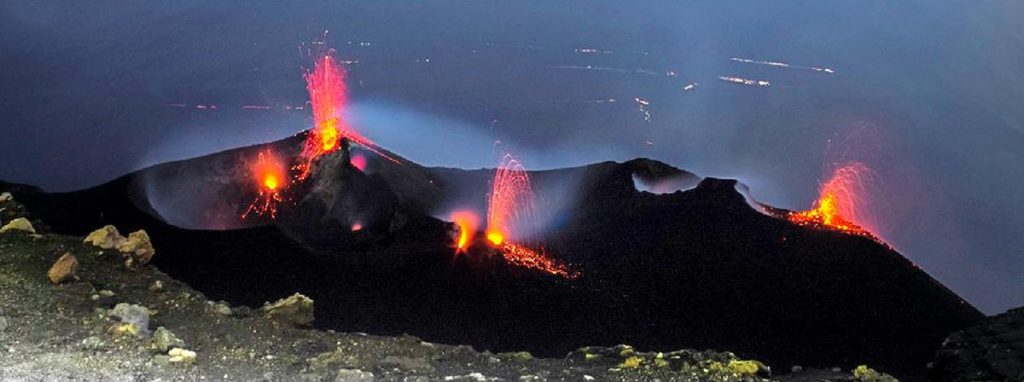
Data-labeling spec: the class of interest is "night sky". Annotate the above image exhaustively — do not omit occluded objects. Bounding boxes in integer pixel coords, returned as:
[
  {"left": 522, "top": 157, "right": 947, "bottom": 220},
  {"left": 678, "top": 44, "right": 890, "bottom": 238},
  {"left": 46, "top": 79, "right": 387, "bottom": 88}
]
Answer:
[{"left": 1, "top": 2, "right": 1021, "bottom": 314}]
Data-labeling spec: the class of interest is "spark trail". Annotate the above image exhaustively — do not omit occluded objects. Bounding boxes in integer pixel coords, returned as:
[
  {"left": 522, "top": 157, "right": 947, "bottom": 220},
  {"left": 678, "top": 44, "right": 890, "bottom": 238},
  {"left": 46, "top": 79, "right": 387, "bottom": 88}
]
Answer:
[
  {"left": 485, "top": 154, "right": 577, "bottom": 278},
  {"left": 296, "top": 52, "right": 398, "bottom": 180},
  {"left": 788, "top": 162, "right": 880, "bottom": 239},
  {"left": 242, "top": 150, "right": 288, "bottom": 220}
]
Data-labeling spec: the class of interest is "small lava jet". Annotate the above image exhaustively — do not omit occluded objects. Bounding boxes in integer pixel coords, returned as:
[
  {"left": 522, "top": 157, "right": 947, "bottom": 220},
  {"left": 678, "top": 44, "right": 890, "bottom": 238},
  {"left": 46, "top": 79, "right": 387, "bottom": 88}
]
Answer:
[
  {"left": 785, "top": 162, "right": 881, "bottom": 240},
  {"left": 483, "top": 154, "right": 576, "bottom": 279}
]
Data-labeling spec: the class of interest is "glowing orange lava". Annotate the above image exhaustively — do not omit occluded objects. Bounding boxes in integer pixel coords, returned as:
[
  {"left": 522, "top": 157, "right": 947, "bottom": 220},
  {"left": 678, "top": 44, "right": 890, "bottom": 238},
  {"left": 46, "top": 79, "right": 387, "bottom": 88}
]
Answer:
[
  {"left": 498, "top": 242, "right": 578, "bottom": 279},
  {"left": 485, "top": 231, "right": 504, "bottom": 246},
  {"left": 242, "top": 150, "right": 287, "bottom": 220},
  {"left": 263, "top": 174, "right": 281, "bottom": 191},
  {"left": 788, "top": 162, "right": 877, "bottom": 238},
  {"left": 450, "top": 210, "right": 480, "bottom": 252},
  {"left": 295, "top": 52, "right": 398, "bottom": 180},
  {"left": 485, "top": 154, "right": 576, "bottom": 278}
]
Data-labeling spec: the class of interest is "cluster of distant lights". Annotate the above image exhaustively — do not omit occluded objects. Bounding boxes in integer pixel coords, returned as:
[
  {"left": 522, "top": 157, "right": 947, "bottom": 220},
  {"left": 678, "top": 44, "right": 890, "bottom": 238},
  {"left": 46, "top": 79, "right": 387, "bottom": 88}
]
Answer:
[{"left": 173, "top": 39, "right": 840, "bottom": 176}]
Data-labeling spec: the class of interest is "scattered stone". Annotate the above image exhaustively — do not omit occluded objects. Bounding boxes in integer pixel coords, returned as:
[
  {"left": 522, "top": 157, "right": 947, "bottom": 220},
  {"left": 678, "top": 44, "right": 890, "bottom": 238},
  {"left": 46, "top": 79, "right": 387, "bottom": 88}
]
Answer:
[
  {"left": 497, "top": 351, "right": 533, "bottom": 362},
  {"left": 618, "top": 356, "right": 643, "bottom": 369},
  {"left": 335, "top": 369, "right": 375, "bottom": 382},
  {"left": 853, "top": 365, "right": 899, "bottom": 382},
  {"left": 0, "top": 316, "right": 8, "bottom": 332},
  {"left": 90, "top": 289, "right": 116, "bottom": 306},
  {"left": 81, "top": 336, "right": 106, "bottom": 350},
  {"left": 208, "top": 301, "right": 232, "bottom": 316},
  {"left": 153, "top": 355, "right": 171, "bottom": 367},
  {"left": 108, "top": 322, "right": 142, "bottom": 338},
  {"left": 110, "top": 303, "right": 151, "bottom": 335},
  {"left": 168, "top": 347, "right": 197, "bottom": 364},
  {"left": 791, "top": 365, "right": 803, "bottom": 373},
  {"left": 443, "top": 373, "right": 486, "bottom": 381},
  {"left": 84, "top": 225, "right": 126, "bottom": 249},
  {"left": 308, "top": 347, "right": 352, "bottom": 371},
  {"left": 0, "top": 192, "right": 12, "bottom": 202},
  {"left": 47, "top": 252, "right": 79, "bottom": 284},
  {"left": 262, "top": 293, "right": 314, "bottom": 327},
  {"left": 117, "top": 229, "right": 156, "bottom": 267},
  {"left": 715, "top": 359, "right": 764, "bottom": 376},
  {"left": 0, "top": 217, "right": 35, "bottom": 234},
  {"left": 380, "top": 355, "right": 436, "bottom": 373},
  {"left": 149, "top": 280, "right": 164, "bottom": 291},
  {"left": 150, "top": 326, "right": 185, "bottom": 353}
]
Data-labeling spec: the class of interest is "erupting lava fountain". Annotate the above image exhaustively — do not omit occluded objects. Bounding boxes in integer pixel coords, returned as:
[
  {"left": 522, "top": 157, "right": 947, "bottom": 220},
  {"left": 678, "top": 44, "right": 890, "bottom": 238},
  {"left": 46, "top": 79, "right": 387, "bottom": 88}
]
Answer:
[
  {"left": 485, "top": 154, "right": 577, "bottom": 279},
  {"left": 242, "top": 150, "right": 288, "bottom": 220},
  {"left": 788, "top": 162, "right": 880, "bottom": 240},
  {"left": 296, "top": 52, "right": 396, "bottom": 180}
]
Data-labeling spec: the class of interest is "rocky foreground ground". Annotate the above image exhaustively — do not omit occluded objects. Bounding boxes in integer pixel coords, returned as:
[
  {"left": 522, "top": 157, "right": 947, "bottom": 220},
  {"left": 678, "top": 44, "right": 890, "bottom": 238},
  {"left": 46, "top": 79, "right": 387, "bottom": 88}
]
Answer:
[{"left": 0, "top": 192, "right": 898, "bottom": 382}]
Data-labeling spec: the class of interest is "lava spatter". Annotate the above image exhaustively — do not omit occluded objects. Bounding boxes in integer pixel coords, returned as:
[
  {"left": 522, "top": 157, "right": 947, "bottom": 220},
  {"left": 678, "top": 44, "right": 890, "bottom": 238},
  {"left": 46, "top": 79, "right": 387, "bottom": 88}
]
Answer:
[
  {"left": 788, "top": 162, "right": 878, "bottom": 239},
  {"left": 296, "top": 52, "right": 397, "bottom": 180},
  {"left": 242, "top": 150, "right": 288, "bottom": 220},
  {"left": 485, "top": 154, "right": 576, "bottom": 278}
]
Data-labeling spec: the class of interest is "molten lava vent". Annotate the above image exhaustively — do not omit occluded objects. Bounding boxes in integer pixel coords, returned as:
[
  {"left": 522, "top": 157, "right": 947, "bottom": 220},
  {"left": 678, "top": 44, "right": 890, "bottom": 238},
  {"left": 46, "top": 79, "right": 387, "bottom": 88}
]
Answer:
[
  {"left": 296, "top": 52, "right": 397, "bottom": 181},
  {"left": 242, "top": 150, "right": 288, "bottom": 220}
]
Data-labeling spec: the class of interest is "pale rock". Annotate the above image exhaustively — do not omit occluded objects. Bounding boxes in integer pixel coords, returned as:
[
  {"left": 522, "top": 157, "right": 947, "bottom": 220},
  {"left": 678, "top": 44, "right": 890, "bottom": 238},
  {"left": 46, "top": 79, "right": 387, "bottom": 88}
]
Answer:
[{"left": 0, "top": 218, "right": 35, "bottom": 234}]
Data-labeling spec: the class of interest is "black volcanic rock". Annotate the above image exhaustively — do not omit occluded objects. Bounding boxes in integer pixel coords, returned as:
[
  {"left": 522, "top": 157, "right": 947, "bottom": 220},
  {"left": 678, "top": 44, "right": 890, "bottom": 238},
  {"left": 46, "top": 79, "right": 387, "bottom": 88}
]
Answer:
[
  {"left": 931, "top": 307, "right": 1024, "bottom": 382},
  {"left": 0, "top": 133, "right": 984, "bottom": 380}
]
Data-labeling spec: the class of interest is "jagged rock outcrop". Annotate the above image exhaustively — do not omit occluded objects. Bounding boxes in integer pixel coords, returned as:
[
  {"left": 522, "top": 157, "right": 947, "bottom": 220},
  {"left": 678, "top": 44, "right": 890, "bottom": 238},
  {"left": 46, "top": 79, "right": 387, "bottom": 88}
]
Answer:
[
  {"left": 84, "top": 225, "right": 155, "bottom": 267},
  {"left": 117, "top": 229, "right": 155, "bottom": 266},
  {"left": 84, "top": 225, "right": 125, "bottom": 249},
  {"left": 262, "top": 293, "right": 315, "bottom": 327},
  {"left": 931, "top": 307, "right": 1024, "bottom": 382}
]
